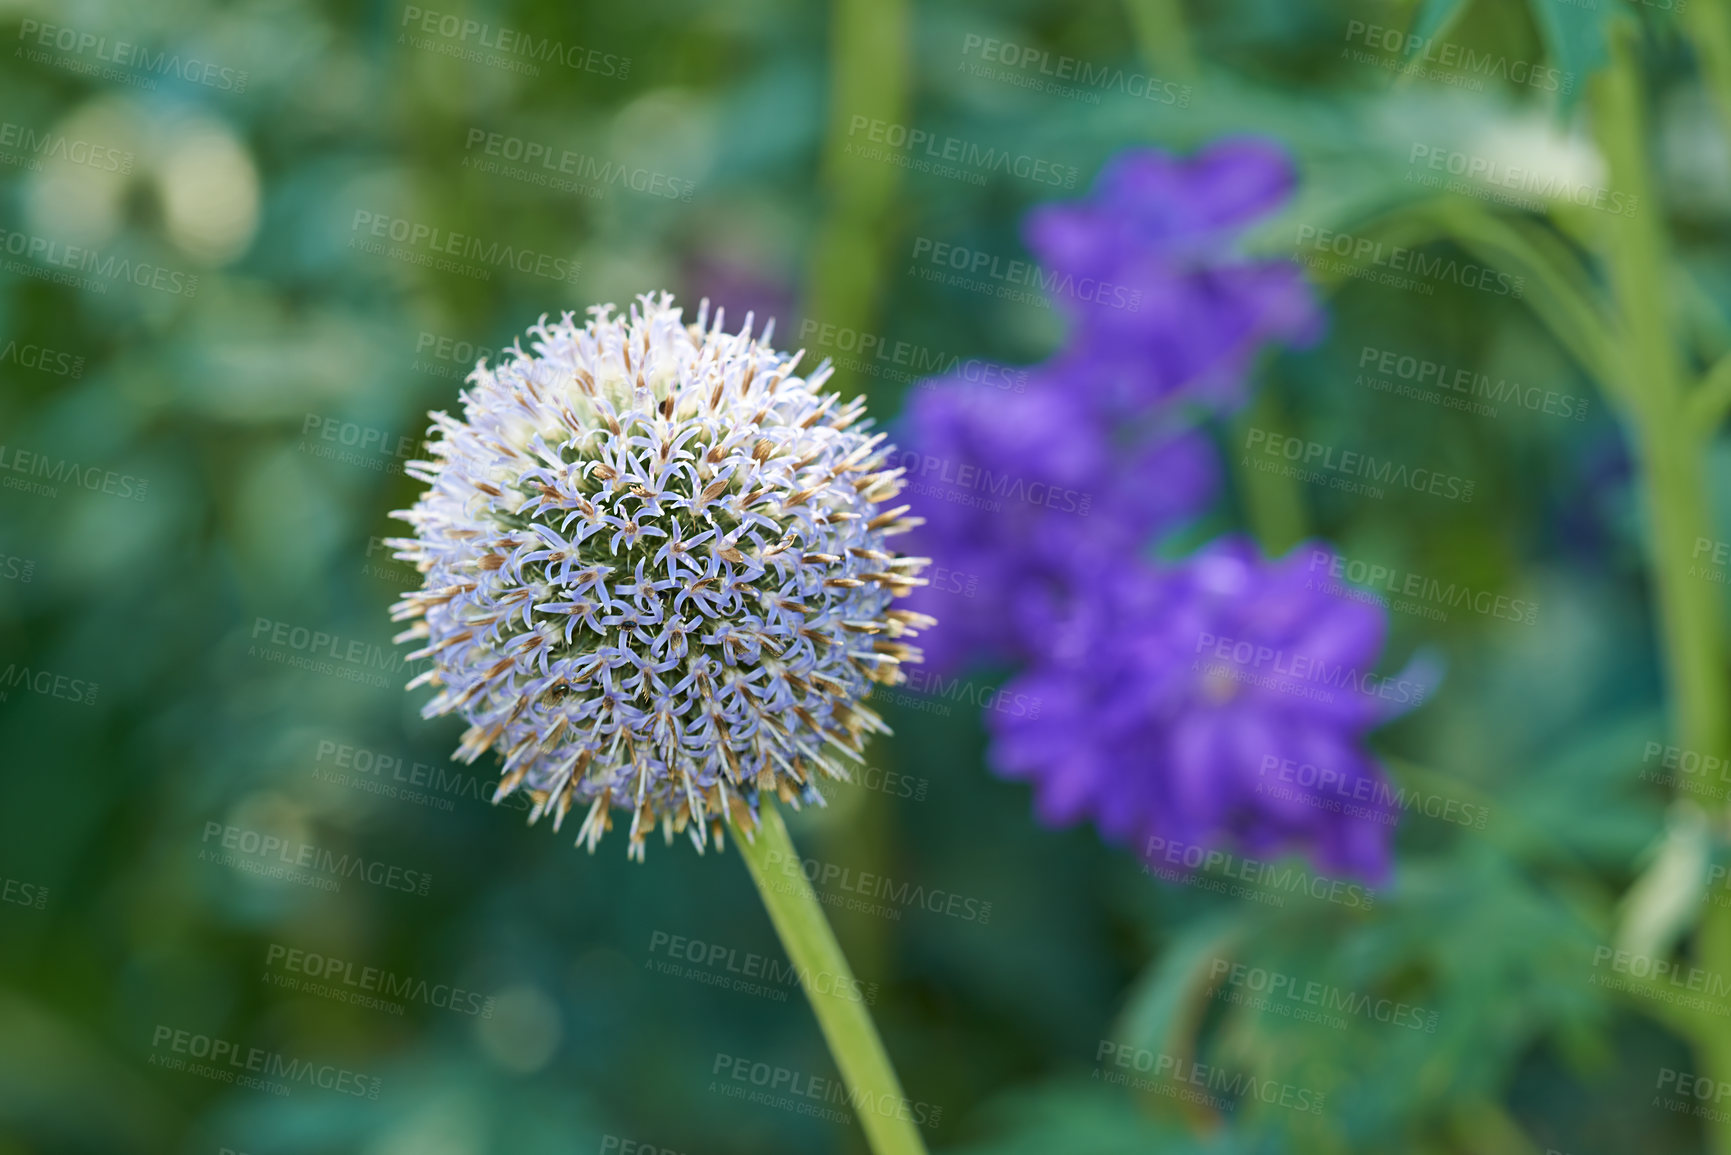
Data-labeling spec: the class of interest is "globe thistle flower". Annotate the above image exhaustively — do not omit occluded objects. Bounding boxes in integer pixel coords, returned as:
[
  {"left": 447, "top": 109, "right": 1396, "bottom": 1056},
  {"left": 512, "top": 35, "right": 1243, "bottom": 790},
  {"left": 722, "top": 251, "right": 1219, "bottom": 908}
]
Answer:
[
  {"left": 986, "top": 539, "right": 1425, "bottom": 881},
  {"left": 387, "top": 293, "right": 933, "bottom": 859}
]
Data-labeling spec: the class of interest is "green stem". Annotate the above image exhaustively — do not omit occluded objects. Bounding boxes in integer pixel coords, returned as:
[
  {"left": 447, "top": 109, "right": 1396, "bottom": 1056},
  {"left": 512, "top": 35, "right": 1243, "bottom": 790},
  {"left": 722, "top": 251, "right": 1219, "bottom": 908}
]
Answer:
[
  {"left": 1688, "top": 350, "right": 1731, "bottom": 436},
  {"left": 734, "top": 804, "right": 928, "bottom": 1155},
  {"left": 1595, "top": 26, "right": 1731, "bottom": 1155},
  {"left": 803, "top": 0, "right": 913, "bottom": 982},
  {"left": 1123, "top": 0, "right": 1197, "bottom": 82},
  {"left": 1687, "top": 0, "right": 1731, "bottom": 161},
  {"left": 1232, "top": 388, "right": 1310, "bottom": 553},
  {"left": 806, "top": 0, "right": 910, "bottom": 418},
  {"left": 1594, "top": 27, "right": 1729, "bottom": 766}
]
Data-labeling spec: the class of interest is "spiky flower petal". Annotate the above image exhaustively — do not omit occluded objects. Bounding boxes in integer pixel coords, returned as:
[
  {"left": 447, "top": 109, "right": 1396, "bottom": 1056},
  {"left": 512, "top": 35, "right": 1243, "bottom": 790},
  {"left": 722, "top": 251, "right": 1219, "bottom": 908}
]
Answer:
[{"left": 389, "top": 293, "right": 932, "bottom": 859}]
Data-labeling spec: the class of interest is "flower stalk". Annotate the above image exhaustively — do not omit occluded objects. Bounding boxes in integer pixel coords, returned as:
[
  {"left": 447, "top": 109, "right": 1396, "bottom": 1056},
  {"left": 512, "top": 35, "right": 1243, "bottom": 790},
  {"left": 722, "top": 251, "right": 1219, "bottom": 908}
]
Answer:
[
  {"left": 1594, "top": 25, "right": 1731, "bottom": 1155},
  {"left": 734, "top": 804, "right": 929, "bottom": 1155},
  {"left": 1593, "top": 31, "right": 1728, "bottom": 761}
]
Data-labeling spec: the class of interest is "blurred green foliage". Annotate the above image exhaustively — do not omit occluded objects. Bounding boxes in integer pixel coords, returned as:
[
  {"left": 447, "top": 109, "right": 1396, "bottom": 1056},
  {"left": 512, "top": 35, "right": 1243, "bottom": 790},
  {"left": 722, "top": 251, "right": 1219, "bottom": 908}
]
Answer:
[{"left": 1, "top": 0, "right": 1727, "bottom": 1152}]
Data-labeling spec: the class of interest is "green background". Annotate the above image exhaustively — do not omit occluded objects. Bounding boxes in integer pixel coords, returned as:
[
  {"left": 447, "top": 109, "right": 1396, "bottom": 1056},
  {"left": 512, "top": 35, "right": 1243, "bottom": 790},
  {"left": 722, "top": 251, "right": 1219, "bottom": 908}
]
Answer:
[{"left": 1, "top": 0, "right": 1725, "bottom": 1151}]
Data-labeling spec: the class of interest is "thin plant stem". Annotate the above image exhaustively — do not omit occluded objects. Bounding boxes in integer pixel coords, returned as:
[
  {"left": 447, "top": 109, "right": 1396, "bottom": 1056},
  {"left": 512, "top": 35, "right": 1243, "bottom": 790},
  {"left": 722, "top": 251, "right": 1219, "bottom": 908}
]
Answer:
[
  {"left": 1595, "top": 26, "right": 1731, "bottom": 1155},
  {"left": 1593, "top": 28, "right": 1729, "bottom": 774},
  {"left": 1123, "top": 0, "right": 1197, "bottom": 82},
  {"left": 803, "top": 0, "right": 914, "bottom": 982},
  {"left": 806, "top": 0, "right": 910, "bottom": 418},
  {"left": 734, "top": 804, "right": 929, "bottom": 1155}
]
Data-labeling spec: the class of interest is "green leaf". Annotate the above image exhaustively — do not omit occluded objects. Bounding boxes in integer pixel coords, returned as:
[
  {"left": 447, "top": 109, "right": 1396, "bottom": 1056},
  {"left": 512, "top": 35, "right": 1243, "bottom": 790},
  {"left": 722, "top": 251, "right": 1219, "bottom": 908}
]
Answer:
[
  {"left": 943, "top": 1081, "right": 1244, "bottom": 1155},
  {"left": 1112, "top": 912, "right": 1247, "bottom": 1058},
  {"left": 1527, "top": 0, "right": 1621, "bottom": 111},
  {"left": 1409, "top": 0, "right": 1476, "bottom": 47}
]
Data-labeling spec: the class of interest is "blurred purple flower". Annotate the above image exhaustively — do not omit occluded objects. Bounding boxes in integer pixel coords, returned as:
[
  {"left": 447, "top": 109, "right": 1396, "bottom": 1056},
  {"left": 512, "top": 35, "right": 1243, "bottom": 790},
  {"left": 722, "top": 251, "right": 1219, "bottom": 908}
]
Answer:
[
  {"left": 895, "top": 374, "right": 1216, "bottom": 672},
  {"left": 680, "top": 252, "right": 796, "bottom": 342},
  {"left": 1024, "top": 138, "right": 1324, "bottom": 413},
  {"left": 895, "top": 138, "right": 1420, "bottom": 882},
  {"left": 986, "top": 539, "right": 1423, "bottom": 881}
]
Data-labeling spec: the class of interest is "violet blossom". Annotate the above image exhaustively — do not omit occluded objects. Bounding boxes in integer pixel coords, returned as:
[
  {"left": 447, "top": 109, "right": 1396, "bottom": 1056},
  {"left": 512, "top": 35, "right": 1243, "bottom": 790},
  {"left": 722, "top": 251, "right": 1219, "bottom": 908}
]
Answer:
[
  {"left": 986, "top": 539, "right": 1418, "bottom": 881},
  {"left": 896, "top": 376, "right": 1215, "bottom": 672},
  {"left": 899, "top": 139, "right": 1416, "bottom": 880},
  {"left": 1024, "top": 138, "right": 1325, "bottom": 415}
]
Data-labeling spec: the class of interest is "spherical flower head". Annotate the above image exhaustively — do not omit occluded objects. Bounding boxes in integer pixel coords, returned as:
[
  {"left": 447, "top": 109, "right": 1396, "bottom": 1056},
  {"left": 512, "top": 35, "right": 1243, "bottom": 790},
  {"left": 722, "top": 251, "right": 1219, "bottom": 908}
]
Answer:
[
  {"left": 388, "top": 293, "right": 933, "bottom": 859},
  {"left": 987, "top": 539, "right": 1427, "bottom": 882}
]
